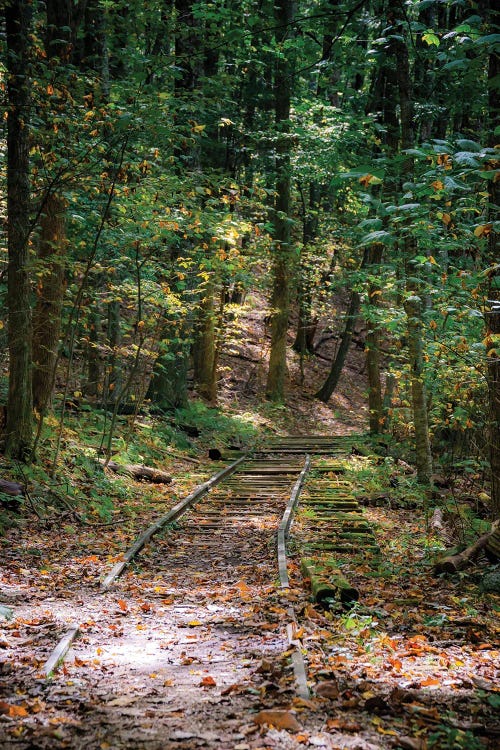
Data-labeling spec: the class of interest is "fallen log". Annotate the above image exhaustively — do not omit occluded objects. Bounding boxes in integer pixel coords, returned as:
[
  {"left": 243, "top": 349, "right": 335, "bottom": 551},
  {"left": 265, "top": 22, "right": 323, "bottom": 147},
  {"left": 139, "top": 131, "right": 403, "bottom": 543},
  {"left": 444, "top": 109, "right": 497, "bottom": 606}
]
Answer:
[
  {"left": 100, "top": 460, "right": 172, "bottom": 484},
  {"left": 301, "top": 558, "right": 359, "bottom": 606},
  {"left": 434, "top": 522, "right": 499, "bottom": 574}
]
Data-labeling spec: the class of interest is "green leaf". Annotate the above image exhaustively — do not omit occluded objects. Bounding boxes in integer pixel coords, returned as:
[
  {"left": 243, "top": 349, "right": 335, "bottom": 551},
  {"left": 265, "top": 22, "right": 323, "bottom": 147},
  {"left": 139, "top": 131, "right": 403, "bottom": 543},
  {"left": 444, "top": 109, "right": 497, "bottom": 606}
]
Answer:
[
  {"left": 360, "top": 230, "right": 392, "bottom": 246},
  {"left": 422, "top": 31, "right": 440, "bottom": 46}
]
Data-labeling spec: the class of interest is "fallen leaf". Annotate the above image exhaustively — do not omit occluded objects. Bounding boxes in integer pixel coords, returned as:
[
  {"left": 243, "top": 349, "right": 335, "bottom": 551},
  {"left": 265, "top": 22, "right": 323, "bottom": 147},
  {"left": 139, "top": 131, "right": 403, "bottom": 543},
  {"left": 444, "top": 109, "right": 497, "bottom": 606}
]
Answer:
[
  {"left": 419, "top": 677, "right": 440, "bottom": 687},
  {"left": 326, "top": 718, "right": 362, "bottom": 732},
  {"left": 314, "top": 680, "right": 339, "bottom": 699},
  {"left": 392, "top": 737, "right": 426, "bottom": 750},
  {"left": 252, "top": 709, "right": 301, "bottom": 732},
  {"left": 199, "top": 675, "right": 216, "bottom": 687},
  {"left": 117, "top": 599, "right": 128, "bottom": 612},
  {"left": 0, "top": 701, "right": 28, "bottom": 717}
]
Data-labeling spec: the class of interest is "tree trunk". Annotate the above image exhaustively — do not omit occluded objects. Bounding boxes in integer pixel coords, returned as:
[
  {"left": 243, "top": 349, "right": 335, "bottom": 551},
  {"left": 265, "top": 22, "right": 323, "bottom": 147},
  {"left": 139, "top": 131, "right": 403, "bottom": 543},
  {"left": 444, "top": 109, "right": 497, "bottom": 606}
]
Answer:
[
  {"left": 486, "top": 25, "right": 500, "bottom": 519},
  {"left": 4, "top": 0, "right": 34, "bottom": 461},
  {"left": 486, "top": 298, "right": 500, "bottom": 518},
  {"left": 293, "top": 182, "right": 320, "bottom": 355},
  {"left": 404, "top": 295, "right": 432, "bottom": 484},
  {"left": 84, "top": 304, "right": 101, "bottom": 398},
  {"left": 32, "top": 0, "right": 79, "bottom": 413},
  {"left": 107, "top": 299, "right": 122, "bottom": 403},
  {"left": 265, "top": 0, "right": 295, "bottom": 402},
  {"left": 316, "top": 248, "right": 369, "bottom": 403},
  {"left": 192, "top": 289, "right": 217, "bottom": 403},
  {"left": 366, "top": 244, "right": 384, "bottom": 433},
  {"left": 32, "top": 194, "right": 68, "bottom": 412}
]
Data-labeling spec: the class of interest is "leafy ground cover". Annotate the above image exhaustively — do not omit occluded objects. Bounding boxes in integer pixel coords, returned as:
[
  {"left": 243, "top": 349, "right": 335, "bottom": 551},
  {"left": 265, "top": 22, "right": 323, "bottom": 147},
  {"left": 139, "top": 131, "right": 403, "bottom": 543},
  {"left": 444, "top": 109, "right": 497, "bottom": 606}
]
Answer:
[{"left": 1, "top": 303, "right": 499, "bottom": 750}]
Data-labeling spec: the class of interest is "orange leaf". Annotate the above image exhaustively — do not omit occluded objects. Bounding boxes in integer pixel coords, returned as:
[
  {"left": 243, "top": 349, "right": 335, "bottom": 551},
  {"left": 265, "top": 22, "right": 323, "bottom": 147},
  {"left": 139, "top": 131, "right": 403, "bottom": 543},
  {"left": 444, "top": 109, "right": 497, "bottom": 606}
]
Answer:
[
  {"left": 117, "top": 599, "right": 128, "bottom": 612},
  {"left": 420, "top": 677, "right": 440, "bottom": 687},
  {"left": 253, "top": 709, "right": 301, "bottom": 732},
  {"left": 234, "top": 579, "right": 252, "bottom": 598},
  {"left": 0, "top": 701, "right": 28, "bottom": 717},
  {"left": 199, "top": 676, "right": 216, "bottom": 687}
]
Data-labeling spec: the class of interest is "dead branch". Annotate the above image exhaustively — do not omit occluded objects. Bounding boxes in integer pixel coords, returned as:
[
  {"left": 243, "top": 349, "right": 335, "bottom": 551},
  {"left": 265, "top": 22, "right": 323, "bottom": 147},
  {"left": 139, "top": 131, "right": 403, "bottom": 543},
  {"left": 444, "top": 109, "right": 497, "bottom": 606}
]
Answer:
[{"left": 434, "top": 521, "right": 499, "bottom": 574}]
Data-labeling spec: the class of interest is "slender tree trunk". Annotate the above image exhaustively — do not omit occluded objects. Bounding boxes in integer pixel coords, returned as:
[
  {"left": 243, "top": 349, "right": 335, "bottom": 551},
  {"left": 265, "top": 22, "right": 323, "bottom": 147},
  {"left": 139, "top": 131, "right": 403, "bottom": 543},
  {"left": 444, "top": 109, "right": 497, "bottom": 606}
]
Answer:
[
  {"left": 366, "top": 244, "right": 384, "bottom": 433},
  {"left": 316, "top": 248, "right": 369, "bottom": 403},
  {"left": 391, "top": 0, "right": 432, "bottom": 482},
  {"left": 32, "top": 0, "right": 78, "bottom": 413},
  {"left": 32, "top": 194, "right": 67, "bottom": 412},
  {"left": 84, "top": 305, "right": 101, "bottom": 398},
  {"left": 486, "top": 22, "right": 500, "bottom": 517},
  {"left": 193, "top": 288, "right": 217, "bottom": 403},
  {"left": 107, "top": 299, "right": 122, "bottom": 403},
  {"left": 266, "top": 0, "right": 295, "bottom": 401},
  {"left": 487, "top": 299, "right": 500, "bottom": 519},
  {"left": 293, "top": 182, "right": 320, "bottom": 355},
  {"left": 404, "top": 294, "right": 432, "bottom": 484},
  {"left": 5, "top": 0, "right": 34, "bottom": 460}
]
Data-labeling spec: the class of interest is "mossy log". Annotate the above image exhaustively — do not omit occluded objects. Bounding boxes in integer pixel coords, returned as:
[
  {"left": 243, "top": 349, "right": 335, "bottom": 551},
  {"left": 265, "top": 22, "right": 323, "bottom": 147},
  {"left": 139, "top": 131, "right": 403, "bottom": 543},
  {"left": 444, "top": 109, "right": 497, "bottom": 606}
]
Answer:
[{"left": 301, "top": 558, "right": 359, "bottom": 605}]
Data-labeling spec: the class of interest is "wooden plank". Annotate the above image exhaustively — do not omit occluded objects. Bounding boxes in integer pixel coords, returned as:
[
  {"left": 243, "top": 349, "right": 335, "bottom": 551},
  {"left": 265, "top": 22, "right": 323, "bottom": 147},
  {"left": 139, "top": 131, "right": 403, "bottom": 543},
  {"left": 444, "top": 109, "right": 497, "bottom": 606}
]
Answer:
[
  {"left": 100, "top": 455, "right": 247, "bottom": 591},
  {"left": 43, "top": 625, "right": 79, "bottom": 677}
]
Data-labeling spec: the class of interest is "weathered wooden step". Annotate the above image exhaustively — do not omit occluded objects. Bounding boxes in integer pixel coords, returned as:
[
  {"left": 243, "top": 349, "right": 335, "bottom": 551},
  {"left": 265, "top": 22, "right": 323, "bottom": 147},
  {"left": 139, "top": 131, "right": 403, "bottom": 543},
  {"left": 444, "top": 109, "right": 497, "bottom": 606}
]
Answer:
[{"left": 304, "top": 542, "right": 380, "bottom": 553}]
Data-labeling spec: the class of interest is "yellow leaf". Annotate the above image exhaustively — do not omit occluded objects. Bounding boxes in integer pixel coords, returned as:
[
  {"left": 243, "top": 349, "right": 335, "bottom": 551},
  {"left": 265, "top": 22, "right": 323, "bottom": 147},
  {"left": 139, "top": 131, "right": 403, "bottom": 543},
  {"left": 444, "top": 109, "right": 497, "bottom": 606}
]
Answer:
[
  {"left": 188, "top": 620, "right": 203, "bottom": 627},
  {"left": 474, "top": 223, "right": 491, "bottom": 237}
]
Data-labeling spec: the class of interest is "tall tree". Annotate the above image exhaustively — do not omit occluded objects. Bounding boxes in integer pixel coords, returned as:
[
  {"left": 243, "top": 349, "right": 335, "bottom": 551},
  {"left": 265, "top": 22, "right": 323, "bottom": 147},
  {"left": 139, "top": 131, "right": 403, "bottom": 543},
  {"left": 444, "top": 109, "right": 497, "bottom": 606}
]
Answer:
[
  {"left": 32, "top": 0, "right": 82, "bottom": 413},
  {"left": 4, "top": 0, "right": 34, "bottom": 460},
  {"left": 266, "top": 0, "right": 295, "bottom": 401}
]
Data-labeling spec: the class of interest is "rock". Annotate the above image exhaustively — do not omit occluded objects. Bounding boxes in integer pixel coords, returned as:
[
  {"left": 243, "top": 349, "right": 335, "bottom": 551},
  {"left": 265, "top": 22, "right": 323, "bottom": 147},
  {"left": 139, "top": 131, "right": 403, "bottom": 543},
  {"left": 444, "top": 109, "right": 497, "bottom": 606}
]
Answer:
[{"left": 480, "top": 570, "right": 500, "bottom": 593}]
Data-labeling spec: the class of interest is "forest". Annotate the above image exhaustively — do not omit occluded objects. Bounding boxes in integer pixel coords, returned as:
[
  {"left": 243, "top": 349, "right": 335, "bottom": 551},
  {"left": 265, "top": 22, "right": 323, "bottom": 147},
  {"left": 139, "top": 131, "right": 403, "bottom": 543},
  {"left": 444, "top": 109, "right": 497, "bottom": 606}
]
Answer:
[{"left": 0, "top": 1, "right": 499, "bottom": 749}]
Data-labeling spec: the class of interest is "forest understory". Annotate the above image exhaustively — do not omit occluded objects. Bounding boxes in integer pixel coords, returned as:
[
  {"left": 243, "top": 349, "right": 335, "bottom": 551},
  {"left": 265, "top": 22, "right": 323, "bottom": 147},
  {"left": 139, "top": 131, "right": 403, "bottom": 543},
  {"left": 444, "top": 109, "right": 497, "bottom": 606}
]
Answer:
[{"left": 1, "top": 299, "right": 499, "bottom": 750}]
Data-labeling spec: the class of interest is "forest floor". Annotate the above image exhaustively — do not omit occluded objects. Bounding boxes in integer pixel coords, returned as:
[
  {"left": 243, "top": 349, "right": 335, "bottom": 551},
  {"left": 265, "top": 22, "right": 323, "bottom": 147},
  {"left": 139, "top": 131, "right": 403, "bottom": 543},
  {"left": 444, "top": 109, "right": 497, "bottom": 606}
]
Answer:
[{"left": 1, "top": 296, "right": 499, "bottom": 749}]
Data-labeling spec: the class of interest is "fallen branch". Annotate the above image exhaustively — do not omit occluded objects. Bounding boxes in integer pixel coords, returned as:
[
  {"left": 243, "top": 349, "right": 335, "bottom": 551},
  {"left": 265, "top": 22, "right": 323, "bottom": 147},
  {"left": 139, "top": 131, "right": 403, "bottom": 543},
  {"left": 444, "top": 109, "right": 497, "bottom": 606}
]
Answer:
[
  {"left": 434, "top": 521, "right": 499, "bottom": 574},
  {"left": 100, "top": 460, "right": 172, "bottom": 484}
]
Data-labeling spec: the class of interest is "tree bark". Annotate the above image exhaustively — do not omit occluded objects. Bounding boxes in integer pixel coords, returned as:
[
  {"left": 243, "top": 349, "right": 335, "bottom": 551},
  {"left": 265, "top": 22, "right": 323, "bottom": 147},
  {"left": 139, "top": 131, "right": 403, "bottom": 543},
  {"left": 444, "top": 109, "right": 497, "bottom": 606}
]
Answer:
[
  {"left": 404, "top": 295, "right": 432, "bottom": 484},
  {"left": 192, "top": 288, "right": 217, "bottom": 403},
  {"left": 265, "top": 0, "right": 295, "bottom": 402},
  {"left": 293, "top": 182, "right": 320, "bottom": 355},
  {"left": 32, "top": 194, "right": 68, "bottom": 412},
  {"left": 486, "top": 23, "right": 500, "bottom": 518},
  {"left": 5, "top": 0, "right": 34, "bottom": 460},
  {"left": 32, "top": 0, "right": 79, "bottom": 414},
  {"left": 366, "top": 244, "right": 384, "bottom": 433}
]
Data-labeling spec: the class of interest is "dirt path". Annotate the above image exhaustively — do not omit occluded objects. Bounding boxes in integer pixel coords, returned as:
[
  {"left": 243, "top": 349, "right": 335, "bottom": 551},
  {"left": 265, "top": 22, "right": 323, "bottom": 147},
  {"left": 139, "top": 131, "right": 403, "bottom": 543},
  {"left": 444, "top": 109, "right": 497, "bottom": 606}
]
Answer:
[
  {"left": 1, "top": 442, "right": 499, "bottom": 750},
  {"left": 1, "top": 454, "right": 318, "bottom": 749}
]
